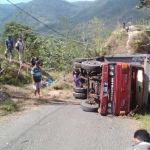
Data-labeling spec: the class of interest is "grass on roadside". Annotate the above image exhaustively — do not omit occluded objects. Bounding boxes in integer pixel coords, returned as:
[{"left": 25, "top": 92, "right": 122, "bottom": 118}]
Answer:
[
  {"left": 134, "top": 113, "right": 150, "bottom": 133},
  {"left": 134, "top": 91, "right": 150, "bottom": 132},
  {"left": 0, "top": 101, "right": 20, "bottom": 116}
]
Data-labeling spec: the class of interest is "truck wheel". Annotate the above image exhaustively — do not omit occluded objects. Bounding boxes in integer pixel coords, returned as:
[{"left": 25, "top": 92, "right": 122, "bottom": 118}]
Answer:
[
  {"left": 81, "top": 61, "right": 101, "bottom": 71},
  {"left": 81, "top": 100, "right": 99, "bottom": 112},
  {"left": 74, "top": 58, "right": 92, "bottom": 63},
  {"left": 74, "top": 62, "right": 81, "bottom": 68},
  {"left": 73, "top": 87, "right": 87, "bottom": 93},
  {"left": 73, "top": 92, "right": 87, "bottom": 99}
]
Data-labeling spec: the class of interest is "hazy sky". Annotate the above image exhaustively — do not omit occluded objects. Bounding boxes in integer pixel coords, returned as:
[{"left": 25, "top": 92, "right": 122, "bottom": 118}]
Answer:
[{"left": 0, "top": 0, "right": 94, "bottom": 4}]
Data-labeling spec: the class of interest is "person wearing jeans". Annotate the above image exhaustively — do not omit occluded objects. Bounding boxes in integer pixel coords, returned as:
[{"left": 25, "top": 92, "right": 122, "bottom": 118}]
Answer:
[{"left": 4, "top": 35, "right": 13, "bottom": 61}]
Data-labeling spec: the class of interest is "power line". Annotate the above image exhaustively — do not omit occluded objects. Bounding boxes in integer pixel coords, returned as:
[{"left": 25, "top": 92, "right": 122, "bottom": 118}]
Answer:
[
  {"left": 6, "top": 0, "right": 87, "bottom": 44},
  {"left": 0, "top": 22, "right": 87, "bottom": 45},
  {"left": 0, "top": 22, "right": 50, "bottom": 36},
  {"left": 7, "top": 0, "right": 69, "bottom": 39}
]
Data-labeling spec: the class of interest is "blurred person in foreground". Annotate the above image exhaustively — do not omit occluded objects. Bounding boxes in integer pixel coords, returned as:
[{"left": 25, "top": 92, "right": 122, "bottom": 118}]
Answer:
[{"left": 126, "top": 129, "right": 150, "bottom": 150}]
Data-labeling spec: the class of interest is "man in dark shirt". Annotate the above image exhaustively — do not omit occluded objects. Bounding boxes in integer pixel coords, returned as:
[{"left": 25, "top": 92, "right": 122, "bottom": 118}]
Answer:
[
  {"left": 4, "top": 35, "right": 13, "bottom": 61},
  {"left": 73, "top": 66, "right": 80, "bottom": 87},
  {"left": 31, "top": 61, "right": 42, "bottom": 97}
]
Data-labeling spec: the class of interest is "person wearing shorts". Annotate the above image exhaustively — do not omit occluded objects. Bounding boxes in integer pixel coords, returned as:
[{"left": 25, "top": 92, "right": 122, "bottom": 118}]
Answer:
[{"left": 31, "top": 61, "right": 42, "bottom": 97}]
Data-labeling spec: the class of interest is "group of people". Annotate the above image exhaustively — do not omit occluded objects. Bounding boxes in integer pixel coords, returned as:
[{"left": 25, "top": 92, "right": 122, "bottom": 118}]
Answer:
[
  {"left": 4, "top": 35, "right": 42, "bottom": 97},
  {"left": 5, "top": 35, "right": 26, "bottom": 63}
]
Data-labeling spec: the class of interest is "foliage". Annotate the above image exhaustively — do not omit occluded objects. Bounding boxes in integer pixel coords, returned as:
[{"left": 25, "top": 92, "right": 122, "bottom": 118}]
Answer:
[
  {"left": 0, "top": 61, "right": 31, "bottom": 86},
  {"left": 85, "top": 17, "right": 107, "bottom": 56},
  {"left": 0, "top": 101, "right": 19, "bottom": 116},
  {"left": 0, "top": 0, "right": 148, "bottom": 35},
  {"left": 137, "top": 0, "right": 150, "bottom": 8},
  {"left": 0, "top": 17, "right": 108, "bottom": 79},
  {"left": 0, "top": 21, "right": 40, "bottom": 62}
]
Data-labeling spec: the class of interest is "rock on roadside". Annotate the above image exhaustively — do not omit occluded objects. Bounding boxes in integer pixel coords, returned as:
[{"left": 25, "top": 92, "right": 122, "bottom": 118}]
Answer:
[{"left": 0, "top": 91, "right": 10, "bottom": 103}]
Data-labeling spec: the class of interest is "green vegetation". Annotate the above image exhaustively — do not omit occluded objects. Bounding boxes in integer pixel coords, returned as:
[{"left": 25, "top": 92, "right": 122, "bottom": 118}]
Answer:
[
  {"left": 0, "top": 0, "right": 148, "bottom": 35},
  {"left": 0, "top": 0, "right": 150, "bottom": 130},
  {"left": 137, "top": 0, "right": 150, "bottom": 8},
  {"left": 0, "top": 101, "right": 19, "bottom": 116},
  {"left": 0, "top": 19, "right": 108, "bottom": 72}
]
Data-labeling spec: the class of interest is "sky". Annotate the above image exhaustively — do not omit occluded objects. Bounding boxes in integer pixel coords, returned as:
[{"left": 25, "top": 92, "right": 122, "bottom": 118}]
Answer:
[{"left": 0, "top": 0, "right": 94, "bottom": 4}]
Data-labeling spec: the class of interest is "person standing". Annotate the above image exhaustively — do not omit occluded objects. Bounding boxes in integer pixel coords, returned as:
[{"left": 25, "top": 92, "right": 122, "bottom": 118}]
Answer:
[
  {"left": 4, "top": 35, "right": 14, "bottom": 61},
  {"left": 123, "top": 22, "right": 125, "bottom": 28},
  {"left": 73, "top": 66, "right": 80, "bottom": 87},
  {"left": 31, "top": 61, "right": 42, "bottom": 97},
  {"left": 15, "top": 36, "right": 26, "bottom": 64}
]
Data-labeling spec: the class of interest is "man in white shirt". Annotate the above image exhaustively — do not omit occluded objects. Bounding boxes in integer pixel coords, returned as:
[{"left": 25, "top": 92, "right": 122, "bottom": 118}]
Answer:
[{"left": 15, "top": 36, "right": 26, "bottom": 64}]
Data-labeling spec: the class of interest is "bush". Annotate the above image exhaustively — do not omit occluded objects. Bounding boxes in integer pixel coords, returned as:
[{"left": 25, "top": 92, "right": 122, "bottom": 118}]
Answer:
[{"left": 0, "top": 101, "right": 19, "bottom": 116}]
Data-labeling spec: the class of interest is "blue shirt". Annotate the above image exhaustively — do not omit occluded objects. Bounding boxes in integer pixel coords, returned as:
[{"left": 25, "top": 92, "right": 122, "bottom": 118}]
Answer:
[
  {"left": 31, "top": 67, "right": 42, "bottom": 82},
  {"left": 5, "top": 39, "right": 13, "bottom": 50}
]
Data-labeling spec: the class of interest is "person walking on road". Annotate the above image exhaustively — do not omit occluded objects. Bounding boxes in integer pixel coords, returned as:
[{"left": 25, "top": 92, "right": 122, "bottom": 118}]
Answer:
[
  {"left": 4, "top": 35, "right": 14, "bottom": 61},
  {"left": 15, "top": 36, "right": 26, "bottom": 64},
  {"left": 31, "top": 61, "right": 42, "bottom": 97},
  {"left": 126, "top": 129, "right": 150, "bottom": 150}
]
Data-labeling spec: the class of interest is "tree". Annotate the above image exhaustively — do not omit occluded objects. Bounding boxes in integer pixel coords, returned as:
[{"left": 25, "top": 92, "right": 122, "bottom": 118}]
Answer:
[
  {"left": 137, "top": 0, "right": 150, "bottom": 9},
  {"left": 85, "top": 17, "right": 108, "bottom": 57},
  {"left": 1, "top": 21, "right": 41, "bottom": 61}
]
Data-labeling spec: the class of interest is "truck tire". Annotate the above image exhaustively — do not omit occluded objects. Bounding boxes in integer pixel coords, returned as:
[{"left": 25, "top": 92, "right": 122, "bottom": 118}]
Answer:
[
  {"left": 73, "top": 87, "right": 87, "bottom": 93},
  {"left": 74, "top": 58, "right": 92, "bottom": 63},
  {"left": 74, "top": 62, "right": 81, "bottom": 68},
  {"left": 73, "top": 92, "right": 87, "bottom": 99},
  {"left": 81, "top": 61, "right": 101, "bottom": 71},
  {"left": 81, "top": 100, "right": 99, "bottom": 112}
]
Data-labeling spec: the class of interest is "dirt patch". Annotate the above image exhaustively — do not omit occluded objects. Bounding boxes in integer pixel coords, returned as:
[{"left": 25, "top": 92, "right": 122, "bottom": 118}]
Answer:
[{"left": 0, "top": 73, "right": 75, "bottom": 125}]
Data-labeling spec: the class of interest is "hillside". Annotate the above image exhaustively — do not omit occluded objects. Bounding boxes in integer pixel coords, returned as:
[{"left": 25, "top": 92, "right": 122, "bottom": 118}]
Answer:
[
  {"left": 0, "top": 0, "right": 148, "bottom": 35},
  {"left": 104, "top": 25, "right": 150, "bottom": 55},
  {"left": 72, "top": 0, "right": 148, "bottom": 28}
]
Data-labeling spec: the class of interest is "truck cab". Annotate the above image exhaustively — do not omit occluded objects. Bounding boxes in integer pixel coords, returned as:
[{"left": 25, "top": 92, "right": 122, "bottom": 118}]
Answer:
[
  {"left": 74, "top": 55, "right": 148, "bottom": 116},
  {"left": 100, "top": 62, "right": 144, "bottom": 115}
]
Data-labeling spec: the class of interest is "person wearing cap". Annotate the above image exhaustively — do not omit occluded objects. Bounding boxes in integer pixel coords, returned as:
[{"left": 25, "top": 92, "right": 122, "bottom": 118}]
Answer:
[
  {"left": 126, "top": 129, "right": 150, "bottom": 150},
  {"left": 31, "top": 61, "right": 42, "bottom": 97},
  {"left": 15, "top": 36, "right": 26, "bottom": 64},
  {"left": 73, "top": 66, "right": 80, "bottom": 87},
  {"left": 4, "top": 35, "right": 14, "bottom": 61}
]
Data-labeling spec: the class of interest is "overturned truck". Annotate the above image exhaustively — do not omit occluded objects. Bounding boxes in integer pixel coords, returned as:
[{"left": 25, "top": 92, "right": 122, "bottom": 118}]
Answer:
[{"left": 73, "top": 54, "right": 150, "bottom": 116}]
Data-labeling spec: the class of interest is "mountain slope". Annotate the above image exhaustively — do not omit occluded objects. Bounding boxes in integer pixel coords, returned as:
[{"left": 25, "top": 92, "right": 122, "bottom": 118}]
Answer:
[
  {"left": 105, "top": 25, "right": 150, "bottom": 55},
  {"left": 5, "top": 0, "right": 75, "bottom": 31},
  {"left": 72, "top": 0, "right": 148, "bottom": 28},
  {"left": 0, "top": 0, "right": 148, "bottom": 34}
]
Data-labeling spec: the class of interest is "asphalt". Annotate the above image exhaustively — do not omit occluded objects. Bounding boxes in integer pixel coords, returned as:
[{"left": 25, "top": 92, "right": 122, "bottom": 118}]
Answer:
[{"left": 0, "top": 103, "right": 137, "bottom": 150}]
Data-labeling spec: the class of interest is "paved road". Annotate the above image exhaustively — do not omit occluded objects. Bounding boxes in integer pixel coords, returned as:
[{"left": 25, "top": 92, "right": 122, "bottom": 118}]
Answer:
[{"left": 0, "top": 103, "right": 137, "bottom": 150}]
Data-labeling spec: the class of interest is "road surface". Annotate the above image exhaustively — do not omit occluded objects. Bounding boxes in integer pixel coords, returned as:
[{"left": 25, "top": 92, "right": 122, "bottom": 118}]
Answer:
[{"left": 0, "top": 103, "right": 138, "bottom": 150}]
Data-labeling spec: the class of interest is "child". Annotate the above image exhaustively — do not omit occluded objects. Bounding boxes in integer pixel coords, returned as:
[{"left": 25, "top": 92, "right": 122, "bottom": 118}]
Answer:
[
  {"left": 126, "top": 129, "right": 150, "bottom": 150},
  {"left": 73, "top": 66, "right": 80, "bottom": 87}
]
